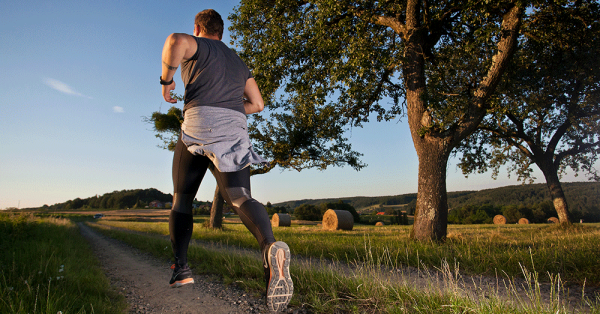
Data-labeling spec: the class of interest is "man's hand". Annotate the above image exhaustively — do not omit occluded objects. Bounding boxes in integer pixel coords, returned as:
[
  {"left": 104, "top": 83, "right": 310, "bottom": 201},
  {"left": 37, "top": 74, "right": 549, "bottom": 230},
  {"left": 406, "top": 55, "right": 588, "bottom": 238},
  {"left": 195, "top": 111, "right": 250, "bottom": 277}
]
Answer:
[{"left": 162, "top": 81, "right": 177, "bottom": 103}]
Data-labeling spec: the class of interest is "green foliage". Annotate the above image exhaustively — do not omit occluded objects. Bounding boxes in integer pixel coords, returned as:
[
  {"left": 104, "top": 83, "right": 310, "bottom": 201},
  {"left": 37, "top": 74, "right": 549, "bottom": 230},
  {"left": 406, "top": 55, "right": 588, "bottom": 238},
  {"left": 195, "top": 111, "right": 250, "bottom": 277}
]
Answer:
[
  {"left": 192, "top": 204, "right": 211, "bottom": 216},
  {"left": 293, "top": 204, "right": 325, "bottom": 221},
  {"left": 265, "top": 202, "right": 289, "bottom": 215},
  {"left": 456, "top": 0, "right": 600, "bottom": 183},
  {"left": 390, "top": 210, "right": 410, "bottom": 225},
  {"left": 144, "top": 105, "right": 183, "bottom": 151}
]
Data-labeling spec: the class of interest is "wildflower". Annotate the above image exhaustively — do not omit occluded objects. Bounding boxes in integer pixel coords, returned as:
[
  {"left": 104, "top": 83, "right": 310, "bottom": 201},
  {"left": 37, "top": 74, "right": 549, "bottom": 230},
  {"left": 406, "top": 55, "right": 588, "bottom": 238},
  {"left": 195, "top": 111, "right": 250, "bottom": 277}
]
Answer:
[
  {"left": 8, "top": 287, "right": 13, "bottom": 291},
  {"left": 24, "top": 280, "right": 28, "bottom": 284}
]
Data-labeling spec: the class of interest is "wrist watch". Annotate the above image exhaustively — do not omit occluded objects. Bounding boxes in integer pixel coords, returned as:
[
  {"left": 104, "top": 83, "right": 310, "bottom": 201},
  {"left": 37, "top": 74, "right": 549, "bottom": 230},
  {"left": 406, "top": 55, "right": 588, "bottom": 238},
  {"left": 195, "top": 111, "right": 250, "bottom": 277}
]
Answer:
[{"left": 160, "top": 76, "right": 173, "bottom": 85}]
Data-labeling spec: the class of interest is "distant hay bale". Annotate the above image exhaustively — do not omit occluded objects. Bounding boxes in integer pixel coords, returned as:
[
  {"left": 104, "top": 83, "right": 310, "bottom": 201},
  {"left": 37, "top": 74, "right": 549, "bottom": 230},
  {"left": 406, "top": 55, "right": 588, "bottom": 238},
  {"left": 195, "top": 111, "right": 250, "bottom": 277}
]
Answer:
[
  {"left": 518, "top": 218, "right": 530, "bottom": 224},
  {"left": 493, "top": 215, "right": 507, "bottom": 225},
  {"left": 271, "top": 213, "right": 291, "bottom": 227},
  {"left": 322, "top": 209, "right": 354, "bottom": 231},
  {"left": 375, "top": 221, "right": 385, "bottom": 226},
  {"left": 547, "top": 217, "right": 559, "bottom": 224}
]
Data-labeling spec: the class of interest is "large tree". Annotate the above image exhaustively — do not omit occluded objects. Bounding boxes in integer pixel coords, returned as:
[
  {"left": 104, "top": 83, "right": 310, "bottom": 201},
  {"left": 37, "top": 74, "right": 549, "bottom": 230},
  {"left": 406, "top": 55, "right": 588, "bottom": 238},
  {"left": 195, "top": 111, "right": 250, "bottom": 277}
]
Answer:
[
  {"left": 230, "top": 0, "right": 522, "bottom": 240},
  {"left": 456, "top": 0, "right": 600, "bottom": 224}
]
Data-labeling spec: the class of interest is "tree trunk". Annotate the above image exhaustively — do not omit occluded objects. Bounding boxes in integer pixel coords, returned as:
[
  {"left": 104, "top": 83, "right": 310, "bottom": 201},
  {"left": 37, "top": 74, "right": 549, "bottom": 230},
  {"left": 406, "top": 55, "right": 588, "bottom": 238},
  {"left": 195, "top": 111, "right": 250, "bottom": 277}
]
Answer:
[
  {"left": 410, "top": 138, "right": 452, "bottom": 241},
  {"left": 539, "top": 161, "right": 572, "bottom": 224},
  {"left": 209, "top": 186, "right": 224, "bottom": 229}
]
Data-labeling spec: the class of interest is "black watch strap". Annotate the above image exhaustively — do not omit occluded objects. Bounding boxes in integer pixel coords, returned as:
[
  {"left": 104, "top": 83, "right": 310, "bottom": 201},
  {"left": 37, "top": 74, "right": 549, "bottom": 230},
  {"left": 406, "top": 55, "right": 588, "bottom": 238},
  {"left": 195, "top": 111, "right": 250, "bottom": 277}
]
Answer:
[{"left": 160, "top": 76, "right": 174, "bottom": 85}]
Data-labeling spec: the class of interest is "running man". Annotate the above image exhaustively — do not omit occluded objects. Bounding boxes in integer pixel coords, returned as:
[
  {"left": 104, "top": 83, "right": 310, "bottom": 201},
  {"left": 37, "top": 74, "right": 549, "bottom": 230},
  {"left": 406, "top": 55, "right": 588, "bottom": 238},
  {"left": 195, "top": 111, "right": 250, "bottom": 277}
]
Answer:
[{"left": 159, "top": 9, "right": 293, "bottom": 312}]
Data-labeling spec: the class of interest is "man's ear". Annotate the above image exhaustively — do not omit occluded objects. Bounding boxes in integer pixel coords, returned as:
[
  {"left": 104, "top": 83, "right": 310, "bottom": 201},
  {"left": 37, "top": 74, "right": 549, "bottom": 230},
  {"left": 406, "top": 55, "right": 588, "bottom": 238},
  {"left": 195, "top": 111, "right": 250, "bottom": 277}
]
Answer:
[{"left": 193, "top": 24, "right": 200, "bottom": 36}]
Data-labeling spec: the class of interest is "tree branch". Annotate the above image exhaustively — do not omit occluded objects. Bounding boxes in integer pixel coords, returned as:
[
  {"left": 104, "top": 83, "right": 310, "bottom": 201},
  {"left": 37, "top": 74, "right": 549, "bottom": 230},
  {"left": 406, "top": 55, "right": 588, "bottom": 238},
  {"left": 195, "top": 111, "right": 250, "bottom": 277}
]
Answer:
[
  {"left": 455, "top": 5, "right": 523, "bottom": 141},
  {"left": 472, "top": 5, "right": 522, "bottom": 107},
  {"left": 356, "top": 10, "right": 406, "bottom": 35},
  {"left": 555, "top": 140, "right": 600, "bottom": 168}
]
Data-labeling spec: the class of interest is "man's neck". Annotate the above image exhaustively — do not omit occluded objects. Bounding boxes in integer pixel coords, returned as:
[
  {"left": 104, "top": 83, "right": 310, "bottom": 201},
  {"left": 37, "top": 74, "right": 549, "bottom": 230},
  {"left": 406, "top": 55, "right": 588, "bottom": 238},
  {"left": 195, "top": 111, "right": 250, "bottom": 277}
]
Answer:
[{"left": 198, "top": 33, "right": 220, "bottom": 41}]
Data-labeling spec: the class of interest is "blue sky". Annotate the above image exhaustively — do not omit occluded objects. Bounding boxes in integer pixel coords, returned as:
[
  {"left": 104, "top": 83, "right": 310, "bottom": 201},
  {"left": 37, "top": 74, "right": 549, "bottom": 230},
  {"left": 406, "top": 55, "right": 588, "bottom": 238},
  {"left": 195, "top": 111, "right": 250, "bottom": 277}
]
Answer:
[{"left": 0, "top": 0, "right": 594, "bottom": 209}]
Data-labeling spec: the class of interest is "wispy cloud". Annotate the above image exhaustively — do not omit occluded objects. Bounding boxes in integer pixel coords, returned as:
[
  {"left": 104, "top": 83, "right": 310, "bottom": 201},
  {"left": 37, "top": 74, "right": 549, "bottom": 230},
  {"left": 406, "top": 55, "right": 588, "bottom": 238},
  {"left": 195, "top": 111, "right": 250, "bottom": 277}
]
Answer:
[
  {"left": 113, "top": 106, "right": 124, "bottom": 113},
  {"left": 43, "top": 78, "right": 92, "bottom": 99}
]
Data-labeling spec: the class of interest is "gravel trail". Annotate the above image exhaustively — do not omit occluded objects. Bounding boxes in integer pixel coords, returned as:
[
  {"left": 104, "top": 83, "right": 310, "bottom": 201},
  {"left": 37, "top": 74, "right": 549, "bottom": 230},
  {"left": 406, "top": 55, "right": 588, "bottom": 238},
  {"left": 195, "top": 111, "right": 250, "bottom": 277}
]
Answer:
[{"left": 78, "top": 223, "right": 273, "bottom": 314}]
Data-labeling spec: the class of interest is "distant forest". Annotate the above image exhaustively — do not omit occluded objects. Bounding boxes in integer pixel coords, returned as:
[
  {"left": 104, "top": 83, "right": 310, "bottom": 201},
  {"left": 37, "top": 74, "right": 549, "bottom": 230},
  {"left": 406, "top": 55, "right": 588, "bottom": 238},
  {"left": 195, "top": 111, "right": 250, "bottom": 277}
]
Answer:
[{"left": 37, "top": 188, "right": 173, "bottom": 210}]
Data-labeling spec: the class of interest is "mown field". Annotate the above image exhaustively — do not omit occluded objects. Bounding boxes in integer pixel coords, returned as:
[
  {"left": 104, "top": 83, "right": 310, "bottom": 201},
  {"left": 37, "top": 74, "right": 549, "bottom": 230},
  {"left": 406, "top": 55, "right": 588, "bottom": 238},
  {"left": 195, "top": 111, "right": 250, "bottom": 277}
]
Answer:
[{"left": 2, "top": 210, "right": 600, "bottom": 313}]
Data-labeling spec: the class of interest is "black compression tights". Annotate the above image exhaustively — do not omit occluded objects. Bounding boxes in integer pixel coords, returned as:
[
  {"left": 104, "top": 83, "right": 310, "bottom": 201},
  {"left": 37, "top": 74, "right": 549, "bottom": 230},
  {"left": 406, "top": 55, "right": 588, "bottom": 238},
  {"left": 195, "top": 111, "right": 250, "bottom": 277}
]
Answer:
[{"left": 169, "top": 136, "right": 276, "bottom": 267}]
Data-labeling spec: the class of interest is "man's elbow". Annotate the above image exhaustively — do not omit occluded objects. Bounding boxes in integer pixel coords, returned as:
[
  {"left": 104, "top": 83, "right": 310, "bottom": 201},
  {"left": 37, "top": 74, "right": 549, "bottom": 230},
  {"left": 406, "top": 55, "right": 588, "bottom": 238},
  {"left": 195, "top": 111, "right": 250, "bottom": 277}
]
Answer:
[{"left": 256, "top": 101, "right": 265, "bottom": 112}]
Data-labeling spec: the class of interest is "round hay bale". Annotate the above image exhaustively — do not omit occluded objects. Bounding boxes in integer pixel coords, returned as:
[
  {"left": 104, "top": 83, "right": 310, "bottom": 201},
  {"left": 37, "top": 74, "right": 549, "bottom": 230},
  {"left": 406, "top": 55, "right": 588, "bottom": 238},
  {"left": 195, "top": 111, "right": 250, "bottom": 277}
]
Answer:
[
  {"left": 547, "top": 217, "right": 559, "bottom": 224},
  {"left": 271, "top": 213, "right": 291, "bottom": 227},
  {"left": 518, "top": 218, "right": 530, "bottom": 224},
  {"left": 375, "top": 221, "right": 385, "bottom": 226},
  {"left": 322, "top": 209, "right": 354, "bottom": 231},
  {"left": 493, "top": 215, "right": 507, "bottom": 225}
]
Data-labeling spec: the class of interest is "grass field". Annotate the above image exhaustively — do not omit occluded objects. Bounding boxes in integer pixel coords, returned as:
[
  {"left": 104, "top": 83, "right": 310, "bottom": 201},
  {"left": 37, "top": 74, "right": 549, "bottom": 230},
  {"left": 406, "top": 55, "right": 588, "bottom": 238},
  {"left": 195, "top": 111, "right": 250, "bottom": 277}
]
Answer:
[
  {"left": 3, "top": 209, "right": 599, "bottom": 313},
  {"left": 0, "top": 213, "right": 126, "bottom": 314},
  {"left": 90, "top": 212, "right": 600, "bottom": 313}
]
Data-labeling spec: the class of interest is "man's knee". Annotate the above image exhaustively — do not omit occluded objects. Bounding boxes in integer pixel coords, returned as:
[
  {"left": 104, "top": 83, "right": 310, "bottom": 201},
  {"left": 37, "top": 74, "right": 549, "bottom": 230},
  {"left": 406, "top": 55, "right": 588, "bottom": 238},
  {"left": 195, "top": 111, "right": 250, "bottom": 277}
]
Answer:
[
  {"left": 172, "top": 193, "right": 195, "bottom": 215},
  {"left": 226, "top": 187, "right": 253, "bottom": 208}
]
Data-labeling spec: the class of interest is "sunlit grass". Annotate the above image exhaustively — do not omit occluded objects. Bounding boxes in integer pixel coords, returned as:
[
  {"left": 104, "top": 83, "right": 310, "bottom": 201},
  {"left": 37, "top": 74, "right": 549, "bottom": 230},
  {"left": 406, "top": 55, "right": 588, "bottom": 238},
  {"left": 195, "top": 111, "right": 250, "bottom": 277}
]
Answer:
[
  {"left": 0, "top": 213, "right": 126, "bottom": 314},
  {"left": 90, "top": 220, "right": 600, "bottom": 313},
  {"left": 97, "top": 219, "right": 600, "bottom": 286}
]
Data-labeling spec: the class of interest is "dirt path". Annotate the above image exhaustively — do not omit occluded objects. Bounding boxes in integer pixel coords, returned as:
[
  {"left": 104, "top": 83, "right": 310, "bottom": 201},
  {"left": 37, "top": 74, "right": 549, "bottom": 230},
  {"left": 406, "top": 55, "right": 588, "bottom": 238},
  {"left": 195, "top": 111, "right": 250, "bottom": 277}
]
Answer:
[{"left": 78, "top": 223, "right": 272, "bottom": 314}]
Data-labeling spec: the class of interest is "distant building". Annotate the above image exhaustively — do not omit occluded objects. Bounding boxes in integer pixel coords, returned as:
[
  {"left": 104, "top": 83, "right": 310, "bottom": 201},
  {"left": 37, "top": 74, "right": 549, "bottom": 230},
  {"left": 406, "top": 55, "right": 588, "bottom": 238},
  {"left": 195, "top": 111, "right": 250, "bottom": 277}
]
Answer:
[{"left": 149, "top": 200, "right": 164, "bottom": 208}]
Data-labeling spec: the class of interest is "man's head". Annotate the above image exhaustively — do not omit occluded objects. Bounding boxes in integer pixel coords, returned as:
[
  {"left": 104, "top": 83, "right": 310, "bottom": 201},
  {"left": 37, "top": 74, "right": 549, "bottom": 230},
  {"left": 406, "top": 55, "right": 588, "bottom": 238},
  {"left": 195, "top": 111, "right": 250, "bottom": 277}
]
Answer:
[{"left": 194, "top": 9, "right": 223, "bottom": 40}]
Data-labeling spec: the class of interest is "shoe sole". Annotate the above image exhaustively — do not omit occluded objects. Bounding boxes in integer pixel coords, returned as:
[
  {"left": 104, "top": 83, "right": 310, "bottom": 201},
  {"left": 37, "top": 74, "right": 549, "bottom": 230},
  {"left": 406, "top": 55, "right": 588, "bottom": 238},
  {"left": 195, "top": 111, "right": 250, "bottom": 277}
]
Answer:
[
  {"left": 170, "top": 277, "right": 194, "bottom": 288},
  {"left": 266, "top": 241, "right": 293, "bottom": 312}
]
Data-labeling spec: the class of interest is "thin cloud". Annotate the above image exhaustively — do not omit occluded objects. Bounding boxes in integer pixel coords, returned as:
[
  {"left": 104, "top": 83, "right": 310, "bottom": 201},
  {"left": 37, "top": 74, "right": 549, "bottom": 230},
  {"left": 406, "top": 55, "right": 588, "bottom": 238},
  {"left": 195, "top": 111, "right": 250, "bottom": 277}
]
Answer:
[
  {"left": 113, "top": 106, "right": 124, "bottom": 113},
  {"left": 43, "top": 78, "right": 92, "bottom": 99}
]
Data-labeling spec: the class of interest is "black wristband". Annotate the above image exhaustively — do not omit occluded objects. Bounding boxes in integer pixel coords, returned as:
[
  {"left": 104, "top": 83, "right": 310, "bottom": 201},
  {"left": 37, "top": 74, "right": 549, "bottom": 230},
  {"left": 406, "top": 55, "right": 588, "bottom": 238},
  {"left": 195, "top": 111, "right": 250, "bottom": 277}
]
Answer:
[{"left": 160, "top": 76, "right": 173, "bottom": 85}]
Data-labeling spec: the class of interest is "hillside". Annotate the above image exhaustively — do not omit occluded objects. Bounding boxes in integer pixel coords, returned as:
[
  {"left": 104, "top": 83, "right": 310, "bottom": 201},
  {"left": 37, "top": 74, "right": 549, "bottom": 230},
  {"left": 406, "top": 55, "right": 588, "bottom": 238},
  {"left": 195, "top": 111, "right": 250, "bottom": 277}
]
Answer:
[{"left": 274, "top": 182, "right": 600, "bottom": 217}]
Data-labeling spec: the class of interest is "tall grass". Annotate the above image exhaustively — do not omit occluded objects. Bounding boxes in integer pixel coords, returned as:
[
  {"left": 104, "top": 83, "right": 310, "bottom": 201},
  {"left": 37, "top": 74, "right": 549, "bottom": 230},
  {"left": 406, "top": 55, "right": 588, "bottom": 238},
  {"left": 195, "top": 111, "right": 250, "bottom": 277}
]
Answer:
[
  {"left": 89, "top": 221, "right": 600, "bottom": 313},
  {"left": 0, "top": 213, "right": 126, "bottom": 314},
  {"left": 97, "top": 219, "right": 600, "bottom": 286}
]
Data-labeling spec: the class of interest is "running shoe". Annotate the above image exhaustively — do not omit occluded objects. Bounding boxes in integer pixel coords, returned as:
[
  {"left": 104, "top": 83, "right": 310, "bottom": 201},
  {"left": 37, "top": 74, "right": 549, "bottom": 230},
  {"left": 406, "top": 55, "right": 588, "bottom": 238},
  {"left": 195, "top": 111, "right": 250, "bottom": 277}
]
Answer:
[
  {"left": 169, "top": 264, "right": 194, "bottom": 288},
  {"left": 264, "top": 241, "right": 293, "bottom": 312}
]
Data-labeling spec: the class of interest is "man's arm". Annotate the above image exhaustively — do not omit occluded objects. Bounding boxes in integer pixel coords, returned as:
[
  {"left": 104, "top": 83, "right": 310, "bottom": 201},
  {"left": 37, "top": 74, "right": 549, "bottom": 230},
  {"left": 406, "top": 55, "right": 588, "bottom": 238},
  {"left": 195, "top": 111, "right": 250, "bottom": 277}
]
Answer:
[
  {"left": 161, "top": 33, "right": 198, "bottom": 103},
  {"left": 243, "top": 78, "right": 264, "bottom": 114}
]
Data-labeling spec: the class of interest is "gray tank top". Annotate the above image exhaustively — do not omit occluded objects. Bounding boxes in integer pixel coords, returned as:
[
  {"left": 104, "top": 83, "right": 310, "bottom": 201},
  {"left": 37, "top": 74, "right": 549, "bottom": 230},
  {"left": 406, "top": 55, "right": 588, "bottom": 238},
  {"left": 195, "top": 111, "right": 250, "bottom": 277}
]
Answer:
[{"left": 181, "top": 37, "right": 252, "bottom": 114}]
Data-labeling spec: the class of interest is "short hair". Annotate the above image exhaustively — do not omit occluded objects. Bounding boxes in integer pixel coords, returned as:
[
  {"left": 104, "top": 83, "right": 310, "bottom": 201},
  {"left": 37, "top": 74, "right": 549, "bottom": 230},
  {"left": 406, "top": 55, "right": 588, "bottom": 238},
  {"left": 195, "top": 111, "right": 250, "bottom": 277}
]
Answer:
[{"left": 195, "top": 9, "right": 224, "bottom": 39}]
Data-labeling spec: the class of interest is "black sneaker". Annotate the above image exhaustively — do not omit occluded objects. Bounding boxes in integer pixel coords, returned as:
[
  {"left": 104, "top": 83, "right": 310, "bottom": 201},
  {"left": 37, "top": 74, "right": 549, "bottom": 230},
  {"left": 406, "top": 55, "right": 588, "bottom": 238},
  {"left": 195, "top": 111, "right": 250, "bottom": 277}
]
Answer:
[
  {"left": 264, "top": 241, "right": 293, "bottom": 312},
  {"left": 169, "top": 264, "right": 194, "bottom": 288}
]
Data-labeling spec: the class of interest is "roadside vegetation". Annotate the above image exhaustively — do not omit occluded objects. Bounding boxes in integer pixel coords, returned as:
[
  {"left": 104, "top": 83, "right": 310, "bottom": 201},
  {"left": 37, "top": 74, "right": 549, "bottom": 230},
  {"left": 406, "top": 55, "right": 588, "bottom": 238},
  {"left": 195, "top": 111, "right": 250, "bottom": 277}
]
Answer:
[
  {"left": 0, "top": 213, "right": 126, "bottom": 314},
  {"left": 93, "top": 217, "right": 600, "bottom": 313}
]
